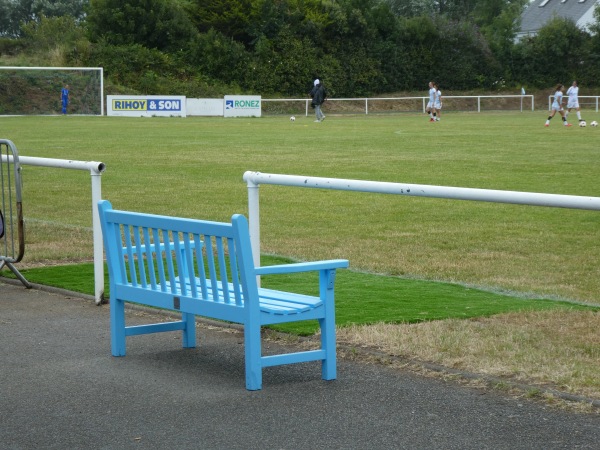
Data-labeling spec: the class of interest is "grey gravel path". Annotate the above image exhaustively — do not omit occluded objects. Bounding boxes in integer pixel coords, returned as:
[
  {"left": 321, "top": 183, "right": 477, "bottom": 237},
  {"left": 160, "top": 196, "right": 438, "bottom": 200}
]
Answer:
[{"left": 1, "top": 281, "right": 598, "bottom": 449}]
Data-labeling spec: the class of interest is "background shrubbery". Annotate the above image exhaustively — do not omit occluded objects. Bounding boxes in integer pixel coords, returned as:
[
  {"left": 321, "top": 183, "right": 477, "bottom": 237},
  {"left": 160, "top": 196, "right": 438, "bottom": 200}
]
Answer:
[{"left": 1, "top": 0, "right": 600, "bottom": 98}]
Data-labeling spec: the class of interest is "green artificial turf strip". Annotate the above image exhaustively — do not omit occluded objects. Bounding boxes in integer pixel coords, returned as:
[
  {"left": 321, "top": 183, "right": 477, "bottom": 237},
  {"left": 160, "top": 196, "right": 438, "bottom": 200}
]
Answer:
[{"left": 2, "top": 256, "right": 596, "bottom": 336}]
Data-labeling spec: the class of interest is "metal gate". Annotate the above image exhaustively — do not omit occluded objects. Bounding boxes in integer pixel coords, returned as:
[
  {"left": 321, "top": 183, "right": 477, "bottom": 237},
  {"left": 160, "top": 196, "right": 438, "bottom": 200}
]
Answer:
[{"left": 0, "top": 139, "right": 30, "bottom": 287}]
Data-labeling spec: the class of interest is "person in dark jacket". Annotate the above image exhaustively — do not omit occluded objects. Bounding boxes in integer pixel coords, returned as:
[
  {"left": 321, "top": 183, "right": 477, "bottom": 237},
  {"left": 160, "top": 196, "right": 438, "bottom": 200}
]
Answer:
[{"left": 309, "top": 78, "right": 327, "bottom": 122}]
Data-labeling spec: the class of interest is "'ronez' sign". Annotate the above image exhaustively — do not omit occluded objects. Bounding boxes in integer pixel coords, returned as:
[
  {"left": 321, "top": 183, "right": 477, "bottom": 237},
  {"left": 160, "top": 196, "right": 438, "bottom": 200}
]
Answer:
[
  {"left": 224, "top": 96, "right": 261, "bottom": 118},
  {"left": 107, "top": 95, "right": 187, "bottom": 117}
]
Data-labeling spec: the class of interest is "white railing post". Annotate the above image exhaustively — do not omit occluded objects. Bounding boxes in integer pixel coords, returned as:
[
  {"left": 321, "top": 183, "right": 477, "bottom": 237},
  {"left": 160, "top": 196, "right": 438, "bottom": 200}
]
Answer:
[
  {"left": 1, "top": 154, "right": 107, "bottom": 304},
  {"left": 243, "top": 172, "right": 261, "bottom": 270},
  {"left": 90, "top": 170, "right": 104, "bottom": 304}
]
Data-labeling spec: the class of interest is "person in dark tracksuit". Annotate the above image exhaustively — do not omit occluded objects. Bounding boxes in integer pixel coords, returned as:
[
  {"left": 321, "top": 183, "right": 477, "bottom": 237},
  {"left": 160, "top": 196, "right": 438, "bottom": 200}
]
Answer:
[{"left": 309, "top": 79, "right": 327, "bottom": 122}]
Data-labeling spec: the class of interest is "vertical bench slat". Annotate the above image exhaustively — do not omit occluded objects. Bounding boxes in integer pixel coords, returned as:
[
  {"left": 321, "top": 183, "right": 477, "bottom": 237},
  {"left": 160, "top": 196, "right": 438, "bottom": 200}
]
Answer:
[
  {"left": 216, "top": 237, "right": 230, "bottom": 304},
  {"left": 163, "top": 230, "right": 177, "bottom": 294},
  {"left": 124, "top": 226, "right": 138, "bottom": 287},
  {"left": 184, "top": 233, "right": 198, "bottom": 298},
  {"left": 194, "top": 233, "right": 208, "bottom": 299},
  {"left": 228, "top": 236, "right": 243, "bottom": 306},
  {"left": 173, "top": 235, "right": 188, "bottom": 297},
  {"left": 112, "top": 223, "right": 127, "bottom": 285},
  {"left": 114, "top": 224, "right": 127, "bottom": 285},
  {"left": 143, "top": 227, "right": 158, "bottom": 290},
  {"left": 133, "top": 226, "right": 148, "bottom": 288},
  {"left": 153, "top": 228, "right": 168, "bottom": 292},
  {"left": 205, "top": 235, "right": 220, "bottom": 302}
]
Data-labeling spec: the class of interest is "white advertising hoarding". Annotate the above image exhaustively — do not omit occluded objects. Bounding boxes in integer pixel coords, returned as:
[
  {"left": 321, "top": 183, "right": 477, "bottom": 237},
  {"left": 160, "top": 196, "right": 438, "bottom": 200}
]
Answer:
[
  {"left": 224, "top": 95, "right": 261, "bottom": 117},
  {"left": 186, "top": 98, "right": 224, "bottom": 116},
  {"left": 107, "top": 95, "right": 186, "bottom": 117}
]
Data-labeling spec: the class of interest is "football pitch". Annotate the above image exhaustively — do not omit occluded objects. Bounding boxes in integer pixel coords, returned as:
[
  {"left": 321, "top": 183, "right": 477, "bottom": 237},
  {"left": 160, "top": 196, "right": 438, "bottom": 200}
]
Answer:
[{"left": 3, "top": 111, "right": 600, "bottom": 306}]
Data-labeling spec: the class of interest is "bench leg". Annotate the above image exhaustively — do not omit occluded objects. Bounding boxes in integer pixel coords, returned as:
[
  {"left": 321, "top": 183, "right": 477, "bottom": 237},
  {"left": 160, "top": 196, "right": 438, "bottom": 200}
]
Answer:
[
  {"left": 319, "top": 316, "right": 337, "bottom": 381},
  {"left": 244, "top": 320, "right": 262, "bottom": 390},
  {"left": 320, "top": 270, "right": 337, "bottom": 381},
  {"left": 182, "top": 312, "right": 196, "bottom": 348},
  {"left": 110, "top": 297, "right": 127, "bottom": 357}
]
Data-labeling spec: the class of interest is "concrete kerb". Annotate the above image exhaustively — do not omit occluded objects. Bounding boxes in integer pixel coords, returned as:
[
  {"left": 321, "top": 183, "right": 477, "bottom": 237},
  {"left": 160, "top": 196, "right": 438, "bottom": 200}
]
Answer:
[{"left": 2, "top": 276, "right": 598, "bottom": 410}]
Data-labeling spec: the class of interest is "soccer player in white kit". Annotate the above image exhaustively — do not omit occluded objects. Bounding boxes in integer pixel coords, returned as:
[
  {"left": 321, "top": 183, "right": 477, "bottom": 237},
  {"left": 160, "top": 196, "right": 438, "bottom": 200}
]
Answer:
[
  {"left": 426, "top": 81, "right": 436, "bottom": 121},
  {"left": 545, "top": 84, "right": 571, "bottom": 127},
  {"left": 566, "top": 80, "right": 583, "bottom": 123},
  {"left": 433, "top": 83, "right": 442, "bottom": 121}
]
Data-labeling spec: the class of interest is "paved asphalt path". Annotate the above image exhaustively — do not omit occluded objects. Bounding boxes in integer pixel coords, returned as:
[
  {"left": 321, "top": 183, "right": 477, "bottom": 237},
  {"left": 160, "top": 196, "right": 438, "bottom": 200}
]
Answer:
[{"left": 1, "top": 281, "right": 599, "bottom": 449}]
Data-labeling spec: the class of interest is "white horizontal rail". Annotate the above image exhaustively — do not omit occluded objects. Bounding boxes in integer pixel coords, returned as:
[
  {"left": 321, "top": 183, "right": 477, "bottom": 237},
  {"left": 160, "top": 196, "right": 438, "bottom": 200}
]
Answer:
[
  {"left": 2, "top": 155, "right": 106, "bottom": 174},
  {"left": 547, "top": 95, "right": 600, "bottom": 112},
  {"left": 263, "top": 94, "right": 534, "bottom": 115},
  {"left": 1, "top": 154, "right": 106, "bottom": 304},
  {"left": 243, "top": 171, "right": 600, "bottom": 269},
  {"left": 1, "top": 66, "right": 103, "bottom": 71}
]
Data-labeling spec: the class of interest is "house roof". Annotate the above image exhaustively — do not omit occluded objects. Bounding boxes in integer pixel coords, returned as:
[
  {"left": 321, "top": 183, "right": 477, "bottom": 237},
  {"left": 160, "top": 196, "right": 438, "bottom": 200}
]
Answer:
[{"left": 519, "top": 0, "right": 598, "bottom": 35}]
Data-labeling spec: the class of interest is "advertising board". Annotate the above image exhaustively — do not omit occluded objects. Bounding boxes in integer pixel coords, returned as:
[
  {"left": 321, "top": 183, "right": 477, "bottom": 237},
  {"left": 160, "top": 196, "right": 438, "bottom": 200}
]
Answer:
[
  {"left": 223, "top": 96, "right": 261, "bottom": 118},
  {"left": 107, "top": 95, "right": 187, "bottom": 117}
]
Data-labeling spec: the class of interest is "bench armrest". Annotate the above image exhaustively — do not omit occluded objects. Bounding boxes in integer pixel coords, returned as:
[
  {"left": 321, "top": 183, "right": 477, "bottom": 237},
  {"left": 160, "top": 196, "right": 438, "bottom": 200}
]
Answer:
[{"left": 254, "top": 259, "right": 348, "bottom": 275}]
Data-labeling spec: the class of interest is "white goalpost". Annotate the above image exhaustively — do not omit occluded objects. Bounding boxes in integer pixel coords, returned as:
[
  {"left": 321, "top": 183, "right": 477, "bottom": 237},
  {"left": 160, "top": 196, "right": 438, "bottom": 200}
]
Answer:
[{"left": 0, "top": 66, "right": 104, "bottom": 116}]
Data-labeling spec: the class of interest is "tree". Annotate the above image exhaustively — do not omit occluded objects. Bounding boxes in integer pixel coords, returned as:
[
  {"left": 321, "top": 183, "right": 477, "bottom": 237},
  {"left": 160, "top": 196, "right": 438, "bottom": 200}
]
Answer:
[
  {"left": 186, "top": 0, "right": 253, "bottom": 45},
  {"left": 0, "top": 0, "right": 88, "bottom": 37},
  {"left": 514, "top": 17, "right": 590, "bottom": 88},
  {"left": 31, "top": 0, "right": 88, "bottom": 18},
  {"left": 185, "top": 29, "right": 249, "bottom": 86},
  {"left": 386, "top": 0, "right": 435, "bottom": 17},
  {"left": 21, "top": 14, "right": 88, "bottom": 64},
  {"left": 473, "top": 0, "right": 528, "bottom": 82},
  {"left": 87, "top": 0, "right": 197, "bottom": 52}
]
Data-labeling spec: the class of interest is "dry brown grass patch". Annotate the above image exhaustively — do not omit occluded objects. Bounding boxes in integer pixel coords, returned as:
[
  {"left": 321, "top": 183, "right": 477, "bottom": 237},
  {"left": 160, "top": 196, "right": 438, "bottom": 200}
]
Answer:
[{"left": 337, "top": 310, "right": 600, "bottom": 401}]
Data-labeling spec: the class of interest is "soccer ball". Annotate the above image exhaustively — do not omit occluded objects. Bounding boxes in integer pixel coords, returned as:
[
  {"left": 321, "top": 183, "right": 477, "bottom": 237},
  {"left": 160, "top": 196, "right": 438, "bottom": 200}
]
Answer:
[
  {"left": 591, "top": 121, "right": 598, "bottom": 127},
  {"left": 290, "top": 116, "right": 296, "bottom": 122},
  {"left": 579, "top": 121, "right": 587, "bottom": 127}
]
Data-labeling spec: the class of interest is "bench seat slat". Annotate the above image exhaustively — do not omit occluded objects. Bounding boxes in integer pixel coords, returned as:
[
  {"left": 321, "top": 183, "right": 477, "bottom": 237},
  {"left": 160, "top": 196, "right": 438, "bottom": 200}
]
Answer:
[
  {"left": 197, "top": 279, "right": 320, "bottom": 314},
  {"left": 199, "top": 278, "right": 321, "bottom": 314},
  {"left": 258, "top": 288, "right": 322, "bottom": 307},
  {"left": 119, "top": 276, "right": 322, "bottom": 316}
]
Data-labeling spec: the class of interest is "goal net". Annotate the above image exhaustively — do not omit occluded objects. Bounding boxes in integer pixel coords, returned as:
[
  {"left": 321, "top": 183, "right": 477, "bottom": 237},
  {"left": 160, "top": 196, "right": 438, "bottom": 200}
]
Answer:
[{"left": 0, "top": 66, "right": 104, "bottom": 116}]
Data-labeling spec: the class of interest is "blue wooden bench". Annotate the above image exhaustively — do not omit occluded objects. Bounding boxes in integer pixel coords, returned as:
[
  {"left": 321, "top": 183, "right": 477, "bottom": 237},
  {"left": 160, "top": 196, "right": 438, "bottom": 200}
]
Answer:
[{"left": 98, "top": 200, "right": 348, "bottom": 390}]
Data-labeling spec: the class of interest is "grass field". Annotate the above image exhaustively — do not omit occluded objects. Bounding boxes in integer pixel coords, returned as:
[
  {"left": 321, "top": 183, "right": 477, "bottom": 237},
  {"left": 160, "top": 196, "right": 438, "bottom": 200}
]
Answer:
[
  {"left": 2, "top": 111, "right": 599, "bottom": 404},
  {"left": 3, "top": 111, "right": 600, "bottom": 303}
]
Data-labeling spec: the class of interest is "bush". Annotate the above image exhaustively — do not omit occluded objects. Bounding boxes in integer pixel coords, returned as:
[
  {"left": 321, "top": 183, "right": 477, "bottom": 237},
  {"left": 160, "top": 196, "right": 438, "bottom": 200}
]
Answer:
[{"left": 0, "top": 38, "right": 27, "bottom": 56}]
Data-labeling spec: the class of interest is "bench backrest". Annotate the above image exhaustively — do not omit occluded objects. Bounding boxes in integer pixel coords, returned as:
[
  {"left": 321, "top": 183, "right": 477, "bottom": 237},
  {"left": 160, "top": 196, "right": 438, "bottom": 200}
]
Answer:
[{"left": 98, "top": 200, "right": 258, "bottom": 308}]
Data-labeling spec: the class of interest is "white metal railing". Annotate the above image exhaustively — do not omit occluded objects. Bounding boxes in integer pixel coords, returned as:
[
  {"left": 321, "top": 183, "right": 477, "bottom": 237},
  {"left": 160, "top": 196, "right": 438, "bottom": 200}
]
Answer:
[
  {"left": 547, "top": 95, "right": 600, "bottom": 112},
  {"left": 262, "top": 94, "right": 535, "bottom": 116},
  {"left": 0, "top": 153, "right": 106, "bottom": 304},
  {"left": 243, "top": 171, "right": 600, "bottom": 270}
]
